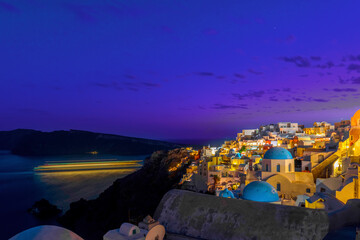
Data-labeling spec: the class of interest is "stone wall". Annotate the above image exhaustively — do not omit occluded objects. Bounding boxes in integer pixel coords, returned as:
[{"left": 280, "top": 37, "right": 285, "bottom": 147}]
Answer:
[
  {"left": 329, "top": 199, "right": 360, "bottom": 232},
  {"left": 154, "top": 189, "right": 329, "bottom": 240}
]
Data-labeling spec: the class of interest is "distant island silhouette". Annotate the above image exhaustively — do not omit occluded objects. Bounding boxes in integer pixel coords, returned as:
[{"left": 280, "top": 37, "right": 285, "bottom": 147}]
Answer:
[{"left": 0, "top": 129, "right": 183, "bottom": 156}]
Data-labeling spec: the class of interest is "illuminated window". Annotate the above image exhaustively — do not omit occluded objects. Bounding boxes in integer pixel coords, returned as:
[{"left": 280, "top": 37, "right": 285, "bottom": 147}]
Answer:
[
  {"left": 277, "top": 164, "right": 280, "bottom": 172},
  {"left": 276, "top": 183, "right": 281, "bottom": 191}
]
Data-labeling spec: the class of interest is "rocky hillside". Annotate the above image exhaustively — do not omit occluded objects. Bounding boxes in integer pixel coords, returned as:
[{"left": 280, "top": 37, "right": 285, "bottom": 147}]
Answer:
[
  {"left": 58, "top": 148, "right": 190, "bottom": 240},
  {"left": 0, "top": 129, "right": 182, "bottom": 156}
]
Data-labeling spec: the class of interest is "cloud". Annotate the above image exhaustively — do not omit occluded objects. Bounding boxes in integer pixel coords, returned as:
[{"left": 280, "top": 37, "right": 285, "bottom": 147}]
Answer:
[
  {"left": 349, "top": 55, "right": 360, "bottom": 61},
  {"left": 233, "top": 91, "right": 265, "bottom": 100},
  {"left": 299, "top": 74, "right": 308, "bottom": 78},
  {"left": 141, "top": 82, "right": 161, "bottom": 88},
  {"left": 347, "top": 64, "right": 360, "bottom": 71},
  {"left": 339, "top": 76, "right": 360, "bottom": 84},
  {"left": 315, "top": 61, "right": 334, "bottom": 69},
  {"left": 212, "top": 103, "right": 248, "bottom": 110},
  {"left": 353, "top": 78, "right": 360, "bottom": 84},
  {"left": 128, "top": 87, "right": 139, "bottom": 92},
  {"left": 332, "top": 88, "right": 357, "bottom": 92},
  {"left": 343, "top": 55, "right": 360, "bottom": 62},
  {"left": 0, "top": 1, "right": 18, "bottom": 12},
  {"left": 234, "top": 73, "right": 246, "bottom": 79},
  {"left": 282, "top": 88, "right": 291, "bottom": 92},
  {"left": 276, "top": 35, "right": 296, "bottom": 44},
  {"left": 280, "top": 56, "right": 311, "bottom": 67},
  {"left": 310, "top": 56, "right": 322, "bottom": 61},
  {"left": 93, "top": 79, "right": 160, "bottom": 91},
  {"left": 287, "top": 97, "right": 329, "bottom": 103},
  {"left": 195, "top": 72, "right": 214, "bottom": 76},
  {"left": 339, "top": 77, "right": 348, "bottom": 84},
  {"left": 312, "top": 98, "right": 329, "bottom": 102},
  {"left": 292, "top": 97, "right": 305, "bottom": 102},
  {"left": 247, "top": 68, "right": 263, "bottom": 75},
  {"left": 93, "top": 81, "right": 122, "bottom": 91}
]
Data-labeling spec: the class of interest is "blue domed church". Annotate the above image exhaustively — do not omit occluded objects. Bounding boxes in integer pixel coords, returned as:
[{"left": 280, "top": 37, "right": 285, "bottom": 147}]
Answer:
[
  {"left": 261, "top": 147, "right": 315, "bottom": 200},
  {"left": 262, "top": 147, "right": 294, "bottom": 176},
  {"left": 242, "top": 181, "right": 280, "bottom": 203}
]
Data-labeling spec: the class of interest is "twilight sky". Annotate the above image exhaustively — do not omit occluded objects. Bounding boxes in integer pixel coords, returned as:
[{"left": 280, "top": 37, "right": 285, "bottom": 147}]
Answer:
[{"left": 1, "top": 0, "right": 360, "bottom": 142}]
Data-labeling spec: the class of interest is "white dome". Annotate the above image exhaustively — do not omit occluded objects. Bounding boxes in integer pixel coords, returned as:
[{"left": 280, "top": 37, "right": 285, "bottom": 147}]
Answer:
[{"left": 9, "top": 225, "right": 83, "bottom": 240}]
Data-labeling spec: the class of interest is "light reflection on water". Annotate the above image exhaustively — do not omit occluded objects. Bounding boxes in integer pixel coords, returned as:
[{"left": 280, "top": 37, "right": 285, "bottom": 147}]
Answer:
[
  {"left": 34, "top": 168, "right": 139, "bottom": 211},
  {"left": 0, "top": 153, "right": 146, "bottom": 239}
]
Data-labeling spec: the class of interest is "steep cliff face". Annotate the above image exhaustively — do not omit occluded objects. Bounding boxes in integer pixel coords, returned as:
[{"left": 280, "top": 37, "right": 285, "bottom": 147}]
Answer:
[
  {"left": 58, "top": 148, "right": 190, "bottom": 240},
  {"left": 0, "top": 129, "right": 182, "bottom": 156}
]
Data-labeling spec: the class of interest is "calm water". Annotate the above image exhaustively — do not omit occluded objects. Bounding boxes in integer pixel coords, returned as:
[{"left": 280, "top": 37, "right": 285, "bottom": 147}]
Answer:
[{"left": 0, "top": 151, "right": 147, "bottom": 239}]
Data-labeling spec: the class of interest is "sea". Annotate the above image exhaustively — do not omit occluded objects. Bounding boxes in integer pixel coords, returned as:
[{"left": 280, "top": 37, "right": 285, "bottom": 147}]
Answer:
[
  {"left": 0, "top": 151, "right": 357, "bottom": 240},
  {"left": 0, "top": 151, "right": 147, "bottom": 239}
]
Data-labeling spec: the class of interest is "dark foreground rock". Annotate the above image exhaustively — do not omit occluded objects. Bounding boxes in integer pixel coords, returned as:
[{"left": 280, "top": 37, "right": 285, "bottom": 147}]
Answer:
[
  {"left": 28, "top": 199, "right": 62, "bottom": 219},
  {"left": 58, "top": 148, "right": 190, "bottom": 240},
  {"left": 155, "top": 189, "right": 329, "bottom": 240},
  {"left": 0, "top": 129, "right": 183, "bottom": 156}
]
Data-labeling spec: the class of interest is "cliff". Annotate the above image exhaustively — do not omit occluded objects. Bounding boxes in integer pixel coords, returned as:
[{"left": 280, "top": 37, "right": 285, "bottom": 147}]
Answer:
[
  {"left": 0, "top": 129, "right": 182, "bottom": 156},
  {"left": 58, "top": 148, "right": 190, "bottom": 240}
]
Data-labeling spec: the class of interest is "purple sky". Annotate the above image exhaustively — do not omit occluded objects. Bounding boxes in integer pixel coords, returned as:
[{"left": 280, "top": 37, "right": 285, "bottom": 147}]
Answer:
[{"left": 1, "top": 1, "right": 360, "bottom": 141}]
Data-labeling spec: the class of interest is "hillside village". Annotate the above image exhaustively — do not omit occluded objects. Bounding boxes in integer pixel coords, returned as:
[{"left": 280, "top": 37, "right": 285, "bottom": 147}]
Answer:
[{"left": 180, "top": 110, "right": 360, "bottom": 211}]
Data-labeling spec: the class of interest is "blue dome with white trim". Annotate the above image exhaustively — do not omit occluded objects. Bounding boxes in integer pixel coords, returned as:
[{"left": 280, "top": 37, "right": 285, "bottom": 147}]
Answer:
[
  {"left": 263, "top": 147, "right": 292, "bottom": 160},
  {"left": 242, "top": 181, "right": 279, "bottom": 202},
  {"left": 219, "top": 188, "right": 235, "bottom": 198}
]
